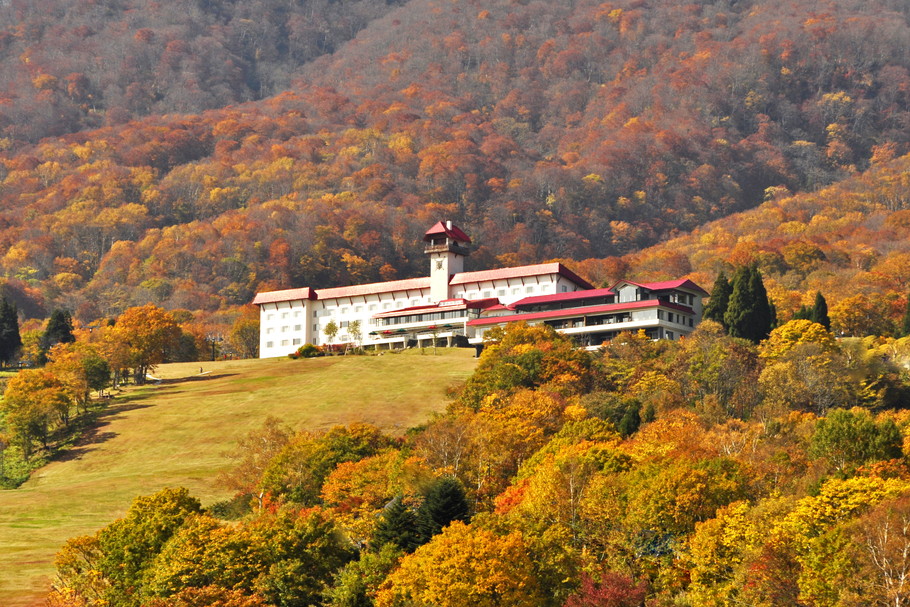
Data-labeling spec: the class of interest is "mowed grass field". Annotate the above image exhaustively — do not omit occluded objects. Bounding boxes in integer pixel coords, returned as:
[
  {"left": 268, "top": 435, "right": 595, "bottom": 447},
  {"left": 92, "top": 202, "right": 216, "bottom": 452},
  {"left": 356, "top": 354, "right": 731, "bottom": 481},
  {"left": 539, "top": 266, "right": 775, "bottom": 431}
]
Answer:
[{"left": 0, "top": 349, "right": 477, "bottom": 607}]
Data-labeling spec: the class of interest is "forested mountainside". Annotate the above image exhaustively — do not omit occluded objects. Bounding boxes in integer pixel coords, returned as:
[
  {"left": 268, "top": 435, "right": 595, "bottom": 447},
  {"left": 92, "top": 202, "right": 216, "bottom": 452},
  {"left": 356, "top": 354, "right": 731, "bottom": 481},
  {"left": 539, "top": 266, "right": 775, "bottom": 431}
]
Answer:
[
  {"left": 0, "top": 0, "right": 405, "bottom": 142},
  {"left": 2, "top": 0, "right": 910, "bottom": 322},
  {"left": 616, "top": 151, "right": 910, "bottom": 335}
]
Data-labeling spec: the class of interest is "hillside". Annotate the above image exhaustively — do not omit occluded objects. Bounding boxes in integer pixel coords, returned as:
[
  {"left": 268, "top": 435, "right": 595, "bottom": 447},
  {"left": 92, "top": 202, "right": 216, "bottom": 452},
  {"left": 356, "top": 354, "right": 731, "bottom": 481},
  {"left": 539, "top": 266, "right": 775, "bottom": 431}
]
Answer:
[
  {"left": 0, "top": 350, "right": 477, "bottom": 607},
  {"left": 619, "top": 150, "right": 910, "bottom": 334},
  {"left": 0, "top": 0, "right": 405, "bottom": 142},
  {"left": 2, "top": 0, "right": 910, "bottom": 321}
]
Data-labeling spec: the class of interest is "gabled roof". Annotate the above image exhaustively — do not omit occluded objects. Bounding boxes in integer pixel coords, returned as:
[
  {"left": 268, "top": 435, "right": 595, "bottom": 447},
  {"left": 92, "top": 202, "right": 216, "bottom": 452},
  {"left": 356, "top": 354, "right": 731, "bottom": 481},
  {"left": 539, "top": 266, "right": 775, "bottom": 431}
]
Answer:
[
  {"left": 450, "top": 262, "right": 594, "bottom": 289},
  {"left": 610, "top": 278, "right": 708, "bottom": 296},
  {"left": 424, "top": 221, "right": 472, "bottom": 243},
  {"left": 512, "top": 287, "right": 615, "bottom": 308},
  {"left": 467, "top": 298, "right": 695, "bottom": 327},
  {"left": 252, "top": 287, "right": 316, "bottom": 305},
  {"left": 316, "top": 277, "right": 431, "bottom": 300}
]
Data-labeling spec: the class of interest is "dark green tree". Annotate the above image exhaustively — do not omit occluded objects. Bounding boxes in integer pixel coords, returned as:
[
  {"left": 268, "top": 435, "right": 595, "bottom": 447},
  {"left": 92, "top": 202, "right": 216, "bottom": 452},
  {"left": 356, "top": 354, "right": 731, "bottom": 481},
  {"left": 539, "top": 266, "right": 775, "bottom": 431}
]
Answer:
[
  {"left": 809, "top": 409, "right": 904, "bottom": 473},
  {"left": 0, "top": 297, "right": 21, "bottom": 367},
  {"left": 702, "top": 272, "right": 732, "bottom": 329},
  {"left": 417, "top": 476, "right": 470, "bottom": 541},
  {"left": 901, "top": 292, "right": 910, "bottom": 338},
  {"left": 39, "top": 309, "right": 76, "bottom": 365},
  {"left": 810, "top": 292, "right": 831, "bottom": 329},
  {"left": 372, "top": 496, "right": 422, "bottom": 553},
  {"left": 792, "top": 305, "right": 813, "bottom": 322},
  {"left": 724, "top": 265, "right": 773, "bottom": 344},
  {"left": 43, "top": 309, "right": 76, "bottom": 348}
]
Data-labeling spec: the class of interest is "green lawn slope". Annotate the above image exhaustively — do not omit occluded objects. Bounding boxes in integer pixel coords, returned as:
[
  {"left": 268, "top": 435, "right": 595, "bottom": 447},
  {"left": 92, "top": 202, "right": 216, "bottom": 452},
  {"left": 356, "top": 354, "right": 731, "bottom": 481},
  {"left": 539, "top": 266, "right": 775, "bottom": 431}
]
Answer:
[{"left": 0, "top": 349, "right": 477, "bottom": 607}]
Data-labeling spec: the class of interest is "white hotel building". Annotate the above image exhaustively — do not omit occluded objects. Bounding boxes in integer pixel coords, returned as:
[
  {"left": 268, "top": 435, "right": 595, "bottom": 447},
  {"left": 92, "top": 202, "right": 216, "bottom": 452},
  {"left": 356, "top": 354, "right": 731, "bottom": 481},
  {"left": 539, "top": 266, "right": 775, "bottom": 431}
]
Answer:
[{"left": 253, "top": 221, "right": 706, "bottom": 358}]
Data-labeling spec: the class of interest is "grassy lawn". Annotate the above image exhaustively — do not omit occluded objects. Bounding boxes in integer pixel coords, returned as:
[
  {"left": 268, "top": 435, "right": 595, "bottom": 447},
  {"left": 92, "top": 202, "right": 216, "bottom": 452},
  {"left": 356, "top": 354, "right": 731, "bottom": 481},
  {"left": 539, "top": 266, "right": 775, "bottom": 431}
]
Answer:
[{"left": 0, "top": 349, "right": 476, "bottom": 606}]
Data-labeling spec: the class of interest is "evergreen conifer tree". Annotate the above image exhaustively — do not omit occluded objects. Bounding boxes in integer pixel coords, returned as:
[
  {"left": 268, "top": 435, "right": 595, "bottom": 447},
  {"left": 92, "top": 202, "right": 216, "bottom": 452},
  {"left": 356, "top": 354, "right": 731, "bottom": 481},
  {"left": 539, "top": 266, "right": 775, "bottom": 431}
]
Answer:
[
  {"left": 38, "top": 309, "right": 76, "bottom": 365},
  {"left": 417, "top": 476, "right": 470, "bottom": 541},
  {"left": 372, "top": 496, "right": 421, "bottom": 553},
  {"left": 42, "top": 309, "right": 75, "bottom": 351},
  {"left": 810, "top": 292, "right": 830, "bottom": 329},
  {"left": 792, "top": 305, "right": 813, "bottom": 321},
  {"left": 724, "top": 265, "right": 773, "bottom": 343},
  {"left": 0, "top": 297, "right": 21, "bottom": 367},
  {"left": 902, "top": 292, "right": 910, "bottom": 338},
  {"left": 702, "top": 272, "right": 732, "bottom": 329}
]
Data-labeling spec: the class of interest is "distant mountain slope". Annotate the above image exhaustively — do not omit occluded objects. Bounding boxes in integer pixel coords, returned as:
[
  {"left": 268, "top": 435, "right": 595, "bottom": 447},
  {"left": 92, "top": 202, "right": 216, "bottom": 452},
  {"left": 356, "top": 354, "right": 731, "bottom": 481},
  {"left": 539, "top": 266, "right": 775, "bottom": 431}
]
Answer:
[
  {"left": 0, "top": 0, "right": 404, "bottom": 141},
  {"left": 2, "top": 0, "right": 910, "bottom": 320}
]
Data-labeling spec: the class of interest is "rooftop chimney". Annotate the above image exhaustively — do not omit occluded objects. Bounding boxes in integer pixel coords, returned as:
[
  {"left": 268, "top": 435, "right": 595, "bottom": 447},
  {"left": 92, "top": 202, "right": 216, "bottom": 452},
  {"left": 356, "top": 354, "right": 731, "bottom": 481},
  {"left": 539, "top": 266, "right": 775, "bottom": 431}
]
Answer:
[{"left": 446, "top": 220, "right": 452, "bottom": 229}]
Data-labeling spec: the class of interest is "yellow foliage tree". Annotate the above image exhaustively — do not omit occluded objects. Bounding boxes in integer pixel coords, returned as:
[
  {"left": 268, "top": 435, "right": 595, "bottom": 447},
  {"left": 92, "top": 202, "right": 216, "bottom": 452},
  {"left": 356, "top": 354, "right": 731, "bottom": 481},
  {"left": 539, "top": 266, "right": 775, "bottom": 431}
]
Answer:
[{"left": 375, "top": 521, "right": 543, "bottom": 607}]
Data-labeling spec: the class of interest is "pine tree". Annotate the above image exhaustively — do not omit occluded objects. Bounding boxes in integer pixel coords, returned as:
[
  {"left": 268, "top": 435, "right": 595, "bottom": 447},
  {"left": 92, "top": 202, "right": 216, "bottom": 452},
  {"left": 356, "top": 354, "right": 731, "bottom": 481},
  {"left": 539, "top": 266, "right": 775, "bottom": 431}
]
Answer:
[
  {"left": 0, "top": 297, "right": 21, "bottom": 367},
  {"left": 902, "top": 292, "right": 910, "bottom": 338},
  {"left": 724, "top": 265, "right": 773, "bottom": 344},
  {"left": 417, "top": 476, "right": 470, "bottom": 541},
  {"left": 810, "top": 292, "right": 830, "bottom": 329},
  {"left": 42, "top": 309, "right": 75, "bottom": 351},
  {"left": 372, "top": 496, "right": 421, "bottom": 553},
  {"left": 702, "top": 272, "right": 732, "bottom": 329},
  {"left": 792, "top": 305, "right": 813, "bottom": 321}
]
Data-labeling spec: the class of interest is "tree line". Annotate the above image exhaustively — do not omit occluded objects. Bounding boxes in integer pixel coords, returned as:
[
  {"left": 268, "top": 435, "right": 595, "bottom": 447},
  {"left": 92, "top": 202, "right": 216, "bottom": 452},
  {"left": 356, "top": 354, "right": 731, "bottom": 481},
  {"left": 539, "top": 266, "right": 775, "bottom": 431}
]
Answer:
[{"left": 48, "top": 317, "right": 910, "bottom": 606}]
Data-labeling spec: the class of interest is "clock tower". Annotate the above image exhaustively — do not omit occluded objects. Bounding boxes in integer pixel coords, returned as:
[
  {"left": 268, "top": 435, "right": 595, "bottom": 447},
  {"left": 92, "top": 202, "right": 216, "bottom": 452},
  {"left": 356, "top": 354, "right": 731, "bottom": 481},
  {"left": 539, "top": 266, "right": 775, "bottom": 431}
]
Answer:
[{"left": 423, "top": 220, "right": 471, "bottom": 302}]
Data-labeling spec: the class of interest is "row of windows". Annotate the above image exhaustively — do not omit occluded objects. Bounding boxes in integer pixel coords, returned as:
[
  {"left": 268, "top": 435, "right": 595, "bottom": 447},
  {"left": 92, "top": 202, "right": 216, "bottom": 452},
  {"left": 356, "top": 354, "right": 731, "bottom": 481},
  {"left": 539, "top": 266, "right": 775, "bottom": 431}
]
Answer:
[
  {"left": 378, "top": 309, "right": 469, "bottom": 327},
  {"left": 264, "top": 325, "right": 303, "bottom": 334},
  {"left": 658, "top": 310, "right": 695, "bottom": 327},
  {"left": 266, "top": 310, "right": 304, "bottom": 321},
  {"left": 265, "top": 338, "right": 303, "bottom": 349}
]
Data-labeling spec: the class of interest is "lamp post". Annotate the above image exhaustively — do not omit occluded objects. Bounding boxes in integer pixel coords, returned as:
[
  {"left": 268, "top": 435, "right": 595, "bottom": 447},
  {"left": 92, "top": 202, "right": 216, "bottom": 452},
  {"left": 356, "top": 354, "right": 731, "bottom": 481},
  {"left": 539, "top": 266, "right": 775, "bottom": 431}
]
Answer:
[{"left": 206, "top": 333, "right": 223, "bottom": 362}]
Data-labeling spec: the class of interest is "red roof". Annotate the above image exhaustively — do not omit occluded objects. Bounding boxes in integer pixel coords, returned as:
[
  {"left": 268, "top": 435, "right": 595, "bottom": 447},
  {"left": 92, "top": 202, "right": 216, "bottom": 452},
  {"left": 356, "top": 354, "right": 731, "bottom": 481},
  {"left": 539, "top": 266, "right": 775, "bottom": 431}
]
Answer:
[
  {"left": 316, "top": 277, "right": 430, "bottom": 300},
  {"left": 513, "top": 287, "right": 615, "bottom": 308},
  {"left": 451, "top": 262, "right": 594, "bottom": 289},
  {"left": 252, "top": 287, "right": 315, "bottom": 305},
  {"left": 467, "top": 298, "right": 694, "bottom": 327},
  {"left": 423, "top": 221, "right": 472, "bottom": 243},
  {"left": 373, "top": 298, "right": 500, "bottom": 319},
  {"left": 611, "top": 278, "right": 708, "bottom": 296}
]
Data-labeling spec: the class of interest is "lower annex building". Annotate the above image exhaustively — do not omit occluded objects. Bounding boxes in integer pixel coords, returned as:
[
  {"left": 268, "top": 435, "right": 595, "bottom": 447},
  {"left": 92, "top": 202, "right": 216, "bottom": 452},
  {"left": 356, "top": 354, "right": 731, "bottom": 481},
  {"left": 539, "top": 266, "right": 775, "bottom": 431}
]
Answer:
[{"left": 252, "top": 221, "right": 707, "bottom": 358}]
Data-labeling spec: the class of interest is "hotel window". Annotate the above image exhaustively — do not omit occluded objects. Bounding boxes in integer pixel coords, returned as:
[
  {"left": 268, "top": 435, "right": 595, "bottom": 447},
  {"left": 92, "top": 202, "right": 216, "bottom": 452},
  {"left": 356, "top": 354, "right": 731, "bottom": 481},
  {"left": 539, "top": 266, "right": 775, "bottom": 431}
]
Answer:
[
  {"left": 294, "top": 325, "right": 301, "bottom": 331},
  {"left": 497, "top": 289, "right": 506, "bottom": 296},
  {"left": 281, "top": 326, "right": 289, "bottom": 333},
  {"left": 294, "top": 311, "right": 301, "bottom": 317},
  {"left": 266, "top": 341, "right": 274, "bottom": 348},
  {"left": 293, "top": 338, "right": 301, "bottom": 345},
  {"left": 369, "top": 304, "right": 377, "bottom": 311},
  {"left": 282, "top": 312, "right": 288, "bottom": 319},
  {"left": 341, "top": 321, "right": 349, "bottom": 328},
  {"left": 483, "top": 291, "right": 492, "bottom": 298},
  {"left": 281, "top": 340, "right": 289, "bottom": 346},
  {"left": 313, "top": 324, "right": 318, "bottom": 331},
  {"left": 512, "top": 288, "right": 520, "bottom": 295},
  {"left": 267, "top": 314, "right": 274, "bottom": 321},
  {"left": 266, "top": 328, "right": 274, "bottom": 334},
  {"left": 383, "top": 302, "right": 392, "bottom": 310},
  {"left": 526, "top": 286, "right": 534, "bottom": 294},
  {"left": 561, "top": 286, "right": 568, "bottom": 292},
  {"left": 355, "top": 306, "right": 363, "bottom": 312},
  {"left": 342, "top": 307, "right": 349, "bottom": 314}
]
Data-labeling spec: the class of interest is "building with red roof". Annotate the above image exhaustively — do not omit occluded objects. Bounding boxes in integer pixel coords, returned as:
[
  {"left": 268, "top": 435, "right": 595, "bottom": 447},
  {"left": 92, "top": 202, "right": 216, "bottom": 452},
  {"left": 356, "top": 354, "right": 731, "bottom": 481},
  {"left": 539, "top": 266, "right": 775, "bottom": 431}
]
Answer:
[{"left": 252, "top": 221, "right": 706, "bottom": 357}]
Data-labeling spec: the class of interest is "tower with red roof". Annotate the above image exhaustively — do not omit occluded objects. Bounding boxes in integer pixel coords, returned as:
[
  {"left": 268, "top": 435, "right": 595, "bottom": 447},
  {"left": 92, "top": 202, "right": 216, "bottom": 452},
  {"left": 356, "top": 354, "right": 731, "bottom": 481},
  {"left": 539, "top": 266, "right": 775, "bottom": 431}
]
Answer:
[{"left": 423, "top": 220, "right": 472, "bottom": 302}]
